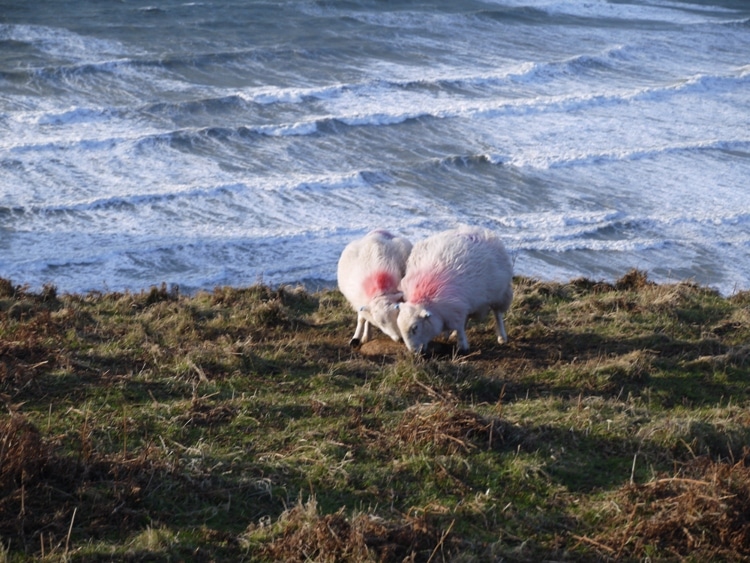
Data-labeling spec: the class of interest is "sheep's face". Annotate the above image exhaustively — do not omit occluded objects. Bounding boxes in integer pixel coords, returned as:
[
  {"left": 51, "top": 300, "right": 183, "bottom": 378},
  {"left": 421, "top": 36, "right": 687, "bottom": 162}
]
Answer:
[
  {"left": 397, "top": 303, "right": 442, "bottom": 353},
  {"left": 362, "top": 294, "right": 402, "bottom": 341}
]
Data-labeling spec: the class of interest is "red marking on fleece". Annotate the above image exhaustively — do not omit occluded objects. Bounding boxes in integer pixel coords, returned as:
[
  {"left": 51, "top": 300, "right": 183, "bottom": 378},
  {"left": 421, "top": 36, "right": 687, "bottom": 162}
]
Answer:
[
  {"left": 408, "top": 270, "right": 449, "bottom": 304},
  {"left": 363, "top": 271, "right": 397, "bottom": 299}
]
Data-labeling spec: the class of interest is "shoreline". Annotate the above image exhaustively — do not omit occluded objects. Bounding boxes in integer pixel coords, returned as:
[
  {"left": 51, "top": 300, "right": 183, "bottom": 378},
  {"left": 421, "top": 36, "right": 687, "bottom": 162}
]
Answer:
[{"left": 1, "top": 267, "right": 746, "bottom": 300}]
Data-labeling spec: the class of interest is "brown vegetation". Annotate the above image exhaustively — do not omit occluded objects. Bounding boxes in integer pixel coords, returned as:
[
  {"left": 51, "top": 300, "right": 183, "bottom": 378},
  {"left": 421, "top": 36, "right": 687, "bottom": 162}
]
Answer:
[{"left": 587, "top": 453, "right": 750, "bottom": 560}]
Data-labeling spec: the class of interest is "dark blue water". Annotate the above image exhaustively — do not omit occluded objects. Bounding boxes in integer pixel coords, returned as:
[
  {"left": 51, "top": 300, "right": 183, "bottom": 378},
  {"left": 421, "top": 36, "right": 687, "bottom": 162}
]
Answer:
[{"left": 2, "top": 0, "right": 749, "bottom": 294}]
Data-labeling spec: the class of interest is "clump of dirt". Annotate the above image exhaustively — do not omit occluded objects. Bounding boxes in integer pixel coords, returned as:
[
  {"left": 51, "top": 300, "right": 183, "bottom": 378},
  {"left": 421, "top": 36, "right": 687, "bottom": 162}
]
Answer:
[{"left": 357, "top": 338, "right": 404, "bottom": 358}]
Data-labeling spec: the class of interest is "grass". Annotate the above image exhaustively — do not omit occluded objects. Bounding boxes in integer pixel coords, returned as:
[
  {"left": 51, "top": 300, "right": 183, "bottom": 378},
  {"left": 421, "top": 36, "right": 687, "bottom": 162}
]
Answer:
[{"left": 1, "top": 270, "right": 749, "bottom": 561}]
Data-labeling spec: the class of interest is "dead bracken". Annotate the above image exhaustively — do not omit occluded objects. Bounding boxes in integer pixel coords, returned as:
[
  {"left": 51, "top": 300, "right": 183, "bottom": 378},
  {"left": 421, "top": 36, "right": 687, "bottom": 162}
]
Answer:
[
  {"left": 586, "top": 453, "right": 750, "bottom": 560},
  {"left": 256, "top": 497, "right": 449, "bottom": 562}
]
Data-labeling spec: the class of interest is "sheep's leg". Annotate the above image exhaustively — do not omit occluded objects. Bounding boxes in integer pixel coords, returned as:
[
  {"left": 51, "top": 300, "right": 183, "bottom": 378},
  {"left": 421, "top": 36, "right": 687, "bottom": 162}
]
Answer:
[
  {"left": 362, "top": 319, "right": 372, "bottom": 343},
  {"left": 454, "top": 324, "right": 470, "bottom": 352},
  {"left": 448, "top": 318, "right": 469, "bottom": 342},
  {"left": 493, "top": 309, "right": 508, "bottom": 344},
  {"left": 350, "top": 314, "right": 368, "bottom": 347}
]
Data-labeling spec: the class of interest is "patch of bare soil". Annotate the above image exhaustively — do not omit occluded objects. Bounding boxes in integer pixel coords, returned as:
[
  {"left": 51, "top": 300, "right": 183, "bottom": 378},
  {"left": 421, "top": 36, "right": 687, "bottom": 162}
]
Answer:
[{"left": 357, "top": 338, "right": 406, "bottom": 358}]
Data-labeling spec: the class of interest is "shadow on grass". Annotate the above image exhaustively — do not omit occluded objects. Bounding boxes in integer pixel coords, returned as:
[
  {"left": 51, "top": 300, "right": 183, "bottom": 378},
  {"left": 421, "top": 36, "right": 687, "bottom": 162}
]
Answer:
[
  {"left": 414, "top": 326, "right": 747, "bottom": 409},
  {"left": 0, "top": 412, "right": 292, "bottom": 554}
]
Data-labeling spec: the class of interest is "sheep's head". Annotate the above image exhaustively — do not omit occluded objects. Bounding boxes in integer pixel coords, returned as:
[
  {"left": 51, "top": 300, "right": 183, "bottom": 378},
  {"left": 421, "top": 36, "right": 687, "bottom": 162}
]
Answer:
[
  {"left": 360, "top": 293, "right": 403, "bottom": 342},
  {"left": 396, "top": 302, "right": 442, "bottom": 353}
]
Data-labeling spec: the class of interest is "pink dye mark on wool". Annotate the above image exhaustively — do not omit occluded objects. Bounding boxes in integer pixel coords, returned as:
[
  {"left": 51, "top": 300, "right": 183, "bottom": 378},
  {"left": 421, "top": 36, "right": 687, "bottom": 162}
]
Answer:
[
  {"left": 363, "top": 271, "right": 398, "bottom": 299},
  {"left": 407, "top": 270, "right": 451, "bottom": 304}
]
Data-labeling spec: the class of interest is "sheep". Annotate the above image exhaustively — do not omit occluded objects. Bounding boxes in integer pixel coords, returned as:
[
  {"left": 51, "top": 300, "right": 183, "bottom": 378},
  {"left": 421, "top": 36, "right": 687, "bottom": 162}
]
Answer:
[
  {"left": 397, "top": 226, "right": 513, "bottom": 354},
  {"left": 337, "top": 229, "right": 412, "bottom": 347}
]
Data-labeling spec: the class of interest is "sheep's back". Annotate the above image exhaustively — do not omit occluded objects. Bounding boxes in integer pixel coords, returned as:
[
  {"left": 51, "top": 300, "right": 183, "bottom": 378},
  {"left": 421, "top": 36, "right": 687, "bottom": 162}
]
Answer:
[{"left": 402, "top": 227, "right": 512, "bottom": 312}]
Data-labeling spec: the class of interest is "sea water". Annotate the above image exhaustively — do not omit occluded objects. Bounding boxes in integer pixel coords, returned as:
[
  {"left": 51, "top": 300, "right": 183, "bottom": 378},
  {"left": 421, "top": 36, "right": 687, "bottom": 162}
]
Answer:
[{"left": 1, "top": 0, "right": 749, "bottom": 295}]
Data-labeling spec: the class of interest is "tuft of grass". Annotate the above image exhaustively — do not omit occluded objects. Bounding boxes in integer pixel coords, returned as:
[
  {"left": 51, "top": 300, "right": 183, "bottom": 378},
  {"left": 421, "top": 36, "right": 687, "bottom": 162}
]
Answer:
[
  {"left": 127, "top": 525, "right": 178, "bottom": 553},
  {"left": 243, "top": 495, "right": 450, "bottom": 562},
  {"left": 1, "top": 270, "right": 749, "bottom": 561}
]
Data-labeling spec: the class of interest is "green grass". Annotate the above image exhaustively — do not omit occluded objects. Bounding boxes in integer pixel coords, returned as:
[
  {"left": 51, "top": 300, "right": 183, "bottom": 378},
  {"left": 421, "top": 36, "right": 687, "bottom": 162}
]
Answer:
[{"left": 1, "top": 271, "right": 749, "bottom": 561}]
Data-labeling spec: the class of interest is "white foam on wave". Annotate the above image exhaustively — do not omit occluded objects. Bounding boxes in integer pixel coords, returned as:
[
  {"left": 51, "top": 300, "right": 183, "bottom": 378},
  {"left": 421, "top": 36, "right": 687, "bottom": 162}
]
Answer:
[
  {"left": 511, "top": 139, "right": 750, "bottom": 169},
  {"left": 254, "top": 120, "right": 320, "bottom": 137},
  {"left": 237, "top": 46, "right": 627, "bottom": 111},
  {"left": 225, "top": 39, "right": 644, "bottom": 115},
  {"left": 15, "top": 183, "right": 246, "bottom": 215},
  {"left": 231, "top": 61, "right": 750, "bottom": 141},
  {"left": 306, "top": 0, "right": 742, "bottom": 29},
  {"left": 301, "top": 4, "right": 464, "bottom": 31},
  {"left": 495, "top": 210, "right": 633, "bottom": 250},
  {"left": 0, "top": 23, "right": 128, "bottom": 61},
  {"left": 490, "top": 67, "right": 749, "bottom": 115},
  {"left": 250, "top": 84, "right": 344, "bottom": 105},
  {"left": 520, "top": 236, "right": 669, "bottom": 254},
  {"left": 4, "top": 153, "right": 749, "bottom": 294},
  {"left": 1, "top": 167, "right": 381, "bottom": 236},
  {"left": 478, "top": 0, "right": 743, "bottom": 25},
  {"left": 36, "top": 106, "right": 116, "bottom": 126},
  {"left": 6, "top": 32, "right": 746, "bottom": 160}
]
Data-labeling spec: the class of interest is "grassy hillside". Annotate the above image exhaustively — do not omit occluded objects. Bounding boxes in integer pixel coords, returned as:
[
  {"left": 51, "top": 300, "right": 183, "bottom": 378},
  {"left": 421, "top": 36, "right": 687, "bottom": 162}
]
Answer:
[{"left": 1, "top": 271, "right": 749, "bottom": 561}]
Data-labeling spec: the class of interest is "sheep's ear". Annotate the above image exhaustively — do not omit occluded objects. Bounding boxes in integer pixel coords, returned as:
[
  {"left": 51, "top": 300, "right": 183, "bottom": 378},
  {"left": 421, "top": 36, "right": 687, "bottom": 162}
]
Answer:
[
  {"left": 420, "top": 310, "right": 432, "bottom": 319},
  {"left": 394, "top": 291, "right": 404, "bottom": 301}
]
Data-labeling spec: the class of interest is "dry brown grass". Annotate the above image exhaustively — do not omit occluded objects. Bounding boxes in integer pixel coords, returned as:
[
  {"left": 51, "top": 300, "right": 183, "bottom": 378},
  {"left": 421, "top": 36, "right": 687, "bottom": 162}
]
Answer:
[
  {"left": 255, "top": 497, "right": 451, "bottom": 562},
  {"left": 394, "top": 401, "right": 515, "bottom": 455},
  {"left": 584, "top": 453, "right": 750, "bottom": 561}
]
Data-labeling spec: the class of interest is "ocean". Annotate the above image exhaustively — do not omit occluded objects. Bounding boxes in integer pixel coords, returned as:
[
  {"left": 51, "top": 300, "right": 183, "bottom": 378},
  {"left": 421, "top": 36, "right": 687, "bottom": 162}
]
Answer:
[{"left": 1, "top": 0, "right": 749, "bottom": 296}]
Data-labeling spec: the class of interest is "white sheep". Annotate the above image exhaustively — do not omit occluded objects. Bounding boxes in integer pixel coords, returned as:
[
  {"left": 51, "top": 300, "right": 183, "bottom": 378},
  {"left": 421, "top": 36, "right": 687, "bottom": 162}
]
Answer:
[
  {"left": 337, "top": 229, "right": 412, "bottom": 346},
  {"left": 397, "top": 226, "right": 513, "bottom": 353}
]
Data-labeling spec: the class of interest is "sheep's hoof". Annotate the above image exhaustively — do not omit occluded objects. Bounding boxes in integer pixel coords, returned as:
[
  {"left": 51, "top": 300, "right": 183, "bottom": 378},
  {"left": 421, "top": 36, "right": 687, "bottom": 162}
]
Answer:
[{"left": 349, "top": 338, "right": 362, "bottom": 348}]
